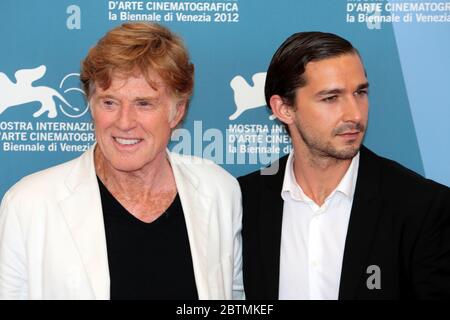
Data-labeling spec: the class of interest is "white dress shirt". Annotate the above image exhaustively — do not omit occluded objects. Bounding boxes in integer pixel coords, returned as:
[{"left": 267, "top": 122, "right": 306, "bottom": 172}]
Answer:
[{"left": 278, "top": 151, "right": 360, "bottom": 300}]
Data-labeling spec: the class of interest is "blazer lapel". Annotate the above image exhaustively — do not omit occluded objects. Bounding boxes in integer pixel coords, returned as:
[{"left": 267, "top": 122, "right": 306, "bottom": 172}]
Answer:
[
  {"left": 259, "top": 156, "right": 288, "bottom": 299},
  {"left": 168, "top": 152, "right": 212, "bottom": 299},
  {"left": 59, "top": 147, "right": 110, "bottom": 299},
  {"left": 339, "top": 146, "right": 383, "bottom": 299}
]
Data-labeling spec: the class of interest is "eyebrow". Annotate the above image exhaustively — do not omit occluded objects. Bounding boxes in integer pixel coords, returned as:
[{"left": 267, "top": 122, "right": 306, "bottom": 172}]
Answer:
[
  {"left": 94, "top": 94, "right": 158, "bottom": 101},
  {"left": 315, "top": 82, "right": 370, "bottom": 97},
  {"left": 316, "top": 88, "right": 344, "bottom": 97},
  {"left": 356, "top": 82, "right": 370, "bottom": 91},
  {"left": 94, "top": 94, "right": 116, "bottom": 100},
  {"left": 133, "top": 96, "right": 158, "bottom": 101}
]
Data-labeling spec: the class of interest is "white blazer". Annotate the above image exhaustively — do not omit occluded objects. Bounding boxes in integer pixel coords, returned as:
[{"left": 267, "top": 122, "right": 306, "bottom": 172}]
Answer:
[{"left": 0, "top": 147, "right": 244, "bottom": 300}]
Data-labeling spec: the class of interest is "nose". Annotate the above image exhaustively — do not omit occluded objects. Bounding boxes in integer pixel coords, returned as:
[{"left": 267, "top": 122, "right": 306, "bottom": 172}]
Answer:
[
  {"left": 342, "top": 95, "right": 364, "bottom": 123},
  {"left": 116, "top": 104, "right": 137, "bottom": 131}
]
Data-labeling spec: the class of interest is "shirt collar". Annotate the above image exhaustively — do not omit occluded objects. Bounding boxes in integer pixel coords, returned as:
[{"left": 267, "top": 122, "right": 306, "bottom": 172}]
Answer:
[
  {"left": 281, "top": 150, "right": 360, "bottom": 202},
  {"left": 335, "top": 151, "right": 359, "bottom": 199}
]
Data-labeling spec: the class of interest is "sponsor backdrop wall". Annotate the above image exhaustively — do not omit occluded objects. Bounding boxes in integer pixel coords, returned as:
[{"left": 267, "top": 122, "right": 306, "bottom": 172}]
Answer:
[{"left": 1, "top": 0, "right": 449, "bottom": 200}]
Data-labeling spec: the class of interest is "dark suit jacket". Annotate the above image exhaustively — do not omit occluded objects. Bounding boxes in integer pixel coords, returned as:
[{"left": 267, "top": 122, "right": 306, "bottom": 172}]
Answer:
[{"left": 238, "top": 146, "right": 450, "bottom": 299}]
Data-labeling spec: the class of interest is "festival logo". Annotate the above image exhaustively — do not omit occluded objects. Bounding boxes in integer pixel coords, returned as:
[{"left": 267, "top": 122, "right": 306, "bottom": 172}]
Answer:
[
  {"left": 229, "top": 72, "right": 274, "bottom": 120},
  {"left": 0, "top": 65, "right": 89, "bottom": 118}
]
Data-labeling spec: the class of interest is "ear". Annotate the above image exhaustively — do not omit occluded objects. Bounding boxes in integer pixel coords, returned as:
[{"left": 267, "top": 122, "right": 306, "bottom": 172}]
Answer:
[
  {"left": 89, "top": 97, "right": 96, "bottom": 120},
  {"left": 169, "top": 100, "right": 186, "bottom": 129},
  {"left": 269, "top": 95, "right": 295, "bottom": 125}
]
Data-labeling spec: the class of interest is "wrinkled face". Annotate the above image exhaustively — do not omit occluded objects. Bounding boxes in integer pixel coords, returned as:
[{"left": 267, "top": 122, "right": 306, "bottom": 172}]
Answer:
[
  {"left": 90, "top": 72, "right": 185, "bottom": 173},
  {"left": 290, "top": 53, "right": 369, "bottom": 160}
]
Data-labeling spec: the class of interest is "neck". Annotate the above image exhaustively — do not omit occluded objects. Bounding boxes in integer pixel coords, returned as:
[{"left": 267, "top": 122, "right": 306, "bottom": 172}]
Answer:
[
  {"left": 292, "top": 142, "right": 353, "bottom": 206},
  {"left": 94, "top": 147, "right": 175, "bottom": 198}
]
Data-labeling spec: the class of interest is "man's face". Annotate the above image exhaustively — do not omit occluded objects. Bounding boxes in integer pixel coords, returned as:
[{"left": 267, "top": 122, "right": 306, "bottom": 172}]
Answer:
[
  {"left": 290, "top": 53, "right": 369, "bottom": 160},
  {"left": 90, "top": 72, "right": 184, "bottom": 173}
]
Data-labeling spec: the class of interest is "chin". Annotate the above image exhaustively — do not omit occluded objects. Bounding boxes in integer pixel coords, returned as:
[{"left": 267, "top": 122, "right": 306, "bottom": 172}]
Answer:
[
  {"left": 108, "top": 159, "right": 148, "bottom": 173},
  {"left": 334, "top": 145, "right": 361, "bottom": 160}
]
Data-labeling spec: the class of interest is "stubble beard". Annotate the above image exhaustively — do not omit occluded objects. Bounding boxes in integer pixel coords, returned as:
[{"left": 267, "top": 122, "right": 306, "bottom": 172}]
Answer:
[{"left": 294, "top": 121, "right": 365, "bottom": 161}]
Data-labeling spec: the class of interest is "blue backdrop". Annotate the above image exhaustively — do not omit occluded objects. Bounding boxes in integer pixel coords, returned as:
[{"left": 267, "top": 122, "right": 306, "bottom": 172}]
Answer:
[{"left": 1, "top": 0, "right": 449, "bottom": 200}]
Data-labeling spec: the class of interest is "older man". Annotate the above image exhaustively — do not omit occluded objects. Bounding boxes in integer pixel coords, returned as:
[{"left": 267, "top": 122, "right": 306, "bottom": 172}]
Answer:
[{"left": 0, "top": 23, "right": 243, "bottom": 300}]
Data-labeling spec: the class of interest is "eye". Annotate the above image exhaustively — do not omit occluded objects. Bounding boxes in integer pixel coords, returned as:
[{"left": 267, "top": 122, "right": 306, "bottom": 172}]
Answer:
[
  {"left": 102, "top": 99, "right": 116, "bottom": 109},
  {"left": 355, "top": 89, "right": 369, "bottom": 97},
  {"left": 136, "top": 100, "right": 153, "bottom": 108},
  {"left": 322, "top": 95, "right": 338, "bottom": 103}
]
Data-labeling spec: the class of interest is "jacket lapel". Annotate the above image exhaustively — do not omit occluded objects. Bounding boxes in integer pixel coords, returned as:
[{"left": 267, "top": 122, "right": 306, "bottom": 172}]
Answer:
[
  {"left": 59, "top": 147, "right": 110, "bottom": 300},
  {"left": 339, "top": 146, "right": 383, "bottom": 299},
  {"left": 168, "top": 152, "right": 212, "bottom": 299},
  {"left": 259, "top": 156, "right": 288, "bottom": 299}
]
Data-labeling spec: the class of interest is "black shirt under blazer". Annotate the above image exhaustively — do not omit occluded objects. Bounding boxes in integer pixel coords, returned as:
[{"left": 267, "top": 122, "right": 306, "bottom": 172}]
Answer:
[{"left": 238, "top": 145, "right": 450, "bottom": 299}]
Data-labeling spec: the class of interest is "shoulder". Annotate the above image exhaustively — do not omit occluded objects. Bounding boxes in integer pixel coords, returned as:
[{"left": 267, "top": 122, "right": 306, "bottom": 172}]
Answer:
[
  {"left": 1, "top": 156, "right": 80, "bottom": 206},
  {"left": 238, "top": 168, "right": 262, "bottom": 185},
  {"left": 238, "top": 155, "right": 288, "bottom": 191},
  {"left": 362, "top": 147, "right": 450, "bottom": 200},
  {"left": 169, "top": 152, "right": 240, "bottom": 195}
]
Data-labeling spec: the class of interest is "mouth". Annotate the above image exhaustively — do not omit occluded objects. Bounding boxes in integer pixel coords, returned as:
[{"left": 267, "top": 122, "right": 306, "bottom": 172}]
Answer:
[
  {"left": 337, "top": 131, "right": 361, "bottom": 139},
  {"left": 113, "top": 137, "right": 143, "bottom": 146}
]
